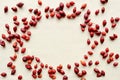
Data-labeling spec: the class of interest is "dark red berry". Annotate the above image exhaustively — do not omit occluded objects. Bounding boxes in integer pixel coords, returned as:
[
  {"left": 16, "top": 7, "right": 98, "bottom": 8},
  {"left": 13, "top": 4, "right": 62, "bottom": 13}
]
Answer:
[{"left": 16, "top": 2, "right": 24, "bottom": 8}]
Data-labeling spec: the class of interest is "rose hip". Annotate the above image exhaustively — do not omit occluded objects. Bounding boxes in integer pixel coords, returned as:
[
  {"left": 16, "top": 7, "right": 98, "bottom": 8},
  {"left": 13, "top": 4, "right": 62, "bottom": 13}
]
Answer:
[
  {"left": 110, "top": 17, "right": 114, "bottom": 23},
  {"left": 11, "top": 69, "right": 16, "bottom": 75},
  {"left": 28, "top": 8, "right": 33, "bottom": 13},
  {"left": 105, "top": 27, "right": 109, "bottom": 33},
  {"left": 67, "top": 64, "right": 71, "bottom": 69},
  {"left": 80, "top": 60, "right": 87, "bottom": 66},
  {"left": 88, "top": 60, "right": 93, "bottom": 66},
  {"left": 18, "top": 75, "right": 22, "bottom": 80},
  {"left": 113, "top": 62, "right": 118, "bottom": 67},
  {"left": 81, "top": 77, "right": 86, "bottom": 80},
  {"left": 81, "top": 3, "right": 87, "bottom": 10},
  {"left": 105, "top": 47, "right": 109, "bottom": 53},
  {"left": 101, "top": 7, "right": 105, "bottom": 13},
  {"left": 2, "top": 34, "right": 6, "bottom": 39},
  {"left": 0, "top": 40, "right": 6, "bottom": 47},
  {"left": 11, "top": 7, "right": 17, "bottom": 12},
  {"left": 109, "top": 36, "right": 115, "bottom": 40},
  {"left": 1, "top": 72, "right": 7, "bottom": 77},
  {"left": 101, "top": 70, "right": 105, "bottom": 76},
  {"left": 84, "top": 13, "right": 89, "bottom": 20},
  {"left": 115, "top": 54, "right": 119, "bottom": 59},
  {"left": 91, "top": 44, "right": 96, "bottom": 49},
  {"left": 97, "top": 73, "right": 102, "bottom": 77},
  {"left": 66, "top": 3, "right": 70, "bottom": 8},
  {"left": 45, "top": 64, "right": 48, "bottom": 68},
  {"left": 45, "top": 6, "right": 50, "bottom": 13},
  {"left": 46, "top": 14, "right": 49, "bottom": 19},
  {"left": 95, "top": 9, "right": 99, "bottom": 15},
  {"left": 111, "top": 23, "right": 116, "bottom": 28},
  {"left": 100, "top": 36, "right": 104, "bottom": 44},
  {"left": 5, "top": 24, "right": 10, "bottom": 31},
  {"left": 74, "top": 62, "right": 79, "bottom": 67},
  {"left": 38, "top": 0, "right": 42, "bottom": 5},
  {"left": 16, "top": 2, "right": 24, "bottom": 8},
  {"left": 63, "top": 75, "right": 68, "bottom": 80},
  {"left": 74, "top": 67, "right": 79, "bottom": 74},
  {"left": 10, "top": 64, "right": 15, "bottom": 69},
  {"left": 115, "top": 17, "right": 120, "bottom": 22},
  {"left": 59, "top": 2, "right": 64, "bottom": 10},
  {"left": 13, "top": 26, "right": 17, "bottom": 32},
  {"left": 84, "top": 55, "right": 88, "bottom": 60},
  {"left": 14, "top": 21, "right": 20, "bottom": 26},
  {"left": 73, "top": 7, "right": 76, "bottom": 13},
  {"left": 94, "top": 40, "right": 99, "bottom": 45},
  {"left": 4, "top": 6, "right": 8, "bottom": 13},
  {"left": 56, "top": 13, "right": 61, "bottom": 19},
  {"left": 113, "top": 34, "right": 118, "bottom": 38},
  {"left": 87, "top": 39, "right": 91, "bottom": 45},
  {"left": 95, "top": 60, "right": 99, "bottom": 65},
  {"left": 88, "top": 51, "right": 93, "bottom": 55},
  {"left": 102, "top": 20, "right": 107, "bottom": 26},
  {"left": 25, "top": 64, "right": 32, "bottom": 70},
  {"left": 69, "top": 1, "right": 75, "bottom": 6},
  {"left": 100, "top": 0, "right": 108, "bottom": 4},
  {"left": 77, "top": 73, "right": 83, "bottom": 77},
  {"left": 40, "top": 63, "right": 44, "bottom": 68},
  {"left": 35, "top": 57, "right": 40, "bottom": 63},
  {"left": 21, "top": 48, "right": 26, "bottom": 53},
  {"left": 94, "top": 68, "right": 100, "bottom": 73},
  {"left": 34, "top": 9, "right": 38, "bottom": 15}
]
